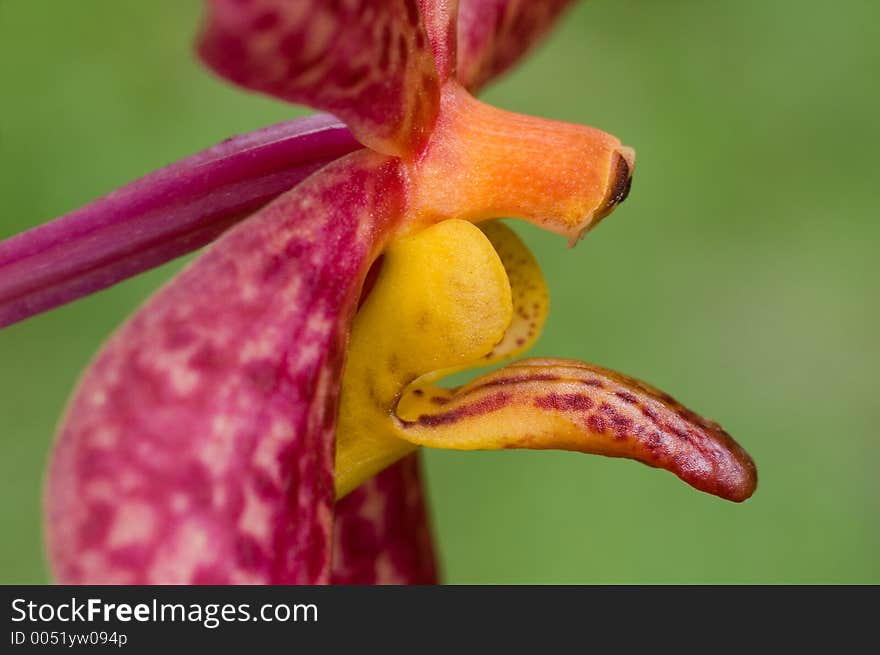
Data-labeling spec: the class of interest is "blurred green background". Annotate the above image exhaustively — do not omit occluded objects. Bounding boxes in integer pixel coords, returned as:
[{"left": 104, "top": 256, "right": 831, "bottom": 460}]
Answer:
[{"left": 1, "top": 0, "right": 877, "bottom": 583}]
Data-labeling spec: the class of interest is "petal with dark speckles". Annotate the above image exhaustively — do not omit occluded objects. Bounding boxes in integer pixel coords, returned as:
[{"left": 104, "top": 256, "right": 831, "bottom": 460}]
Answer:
[{"left": 45, "top": 151, "right": 405, "bottom": 584}]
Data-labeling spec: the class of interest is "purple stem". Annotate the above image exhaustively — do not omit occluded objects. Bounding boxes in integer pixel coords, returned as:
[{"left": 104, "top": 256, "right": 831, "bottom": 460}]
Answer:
[{"left": 0, "top": 114, "right": 360, "bottom": 328}]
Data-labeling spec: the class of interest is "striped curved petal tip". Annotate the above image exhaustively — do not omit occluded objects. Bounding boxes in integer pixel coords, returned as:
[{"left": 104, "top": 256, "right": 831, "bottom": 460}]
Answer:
[
  {"left": 45, "top": 150, "right": 406, "bottom": 583},
  {"left": 335, "top": 218, "right": 756, "bottom": 504},
  {"left": 398, "top": 360, "right": 757, "bottom": 503}
]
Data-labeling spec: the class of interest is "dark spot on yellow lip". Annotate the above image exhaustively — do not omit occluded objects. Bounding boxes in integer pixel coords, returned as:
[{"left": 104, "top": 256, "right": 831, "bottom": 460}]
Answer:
[
  {"left": 411, "top": 391, "right": 512, "bottom": 427},
  {"left": 593, "top": 150, "right": 634, "bottom": 225}
]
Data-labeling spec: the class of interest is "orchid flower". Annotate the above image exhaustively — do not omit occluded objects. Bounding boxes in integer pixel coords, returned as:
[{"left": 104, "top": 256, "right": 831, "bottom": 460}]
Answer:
[{"left": 0, "top": 1, "right": 757, "bottom": 584}]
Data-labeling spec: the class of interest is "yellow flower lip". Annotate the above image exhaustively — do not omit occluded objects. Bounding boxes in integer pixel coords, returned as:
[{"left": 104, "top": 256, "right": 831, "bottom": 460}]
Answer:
[
  {"left": 396, "top": 359, "right": 757, "bottom": 503},
  {"left": 331, "top": 76, "right": 751, "bottom": 507},
  {"left": 334, "top": 219, "right": 757, "bottom": 503},
  {"left": 334, "top": 220, "right": 518, "bottom": 498}
]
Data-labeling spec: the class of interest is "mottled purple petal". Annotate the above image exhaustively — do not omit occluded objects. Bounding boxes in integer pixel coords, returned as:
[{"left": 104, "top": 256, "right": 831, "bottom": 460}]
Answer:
[
  {"left": 0, "top": 115, "right": 359, "bottom": 329},
  {"left": 45, "top": 150, "right": 404, "bottom": 584},
  {"left": 457, "top": 0, "right": 574, "bottom": 91},
  {"left": 419, "top": 0, "right": 460, "bottom": 82},
  {"left": 198, "top": 0, "right": 440, "bottom": 157},
  {"left": 332, "top": 454, "right": 439, "bottom": 584}
]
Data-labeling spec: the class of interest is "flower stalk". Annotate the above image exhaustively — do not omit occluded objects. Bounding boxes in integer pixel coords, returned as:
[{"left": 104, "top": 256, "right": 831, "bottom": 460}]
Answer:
[{"left": 0, "top": 116, "right": 358, "bottom": 328}]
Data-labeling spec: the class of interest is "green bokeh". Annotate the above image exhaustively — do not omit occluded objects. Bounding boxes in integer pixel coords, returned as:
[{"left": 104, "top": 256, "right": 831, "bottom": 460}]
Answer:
[{"left": 1, "top": 1, "right": 877, "bottom": 583}]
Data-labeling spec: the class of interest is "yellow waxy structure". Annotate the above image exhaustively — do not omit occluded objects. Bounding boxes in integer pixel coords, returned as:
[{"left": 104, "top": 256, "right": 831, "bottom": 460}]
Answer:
[
  {"left": 335, "top": 213, "right": 756, "bottom": 503},
  {"left": 336, "top": 219, "right": 539, "bottom": 497}
]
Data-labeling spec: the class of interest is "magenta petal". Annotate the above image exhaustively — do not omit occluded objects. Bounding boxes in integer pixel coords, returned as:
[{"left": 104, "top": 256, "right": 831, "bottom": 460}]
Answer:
[
  {"left": 198, "top": 0, "right": 440, "bottom": 157},
  {"left": 45, "top": 150, "right": 404, "bottom": 584},
  {"left": 0, "top": 115, "right": 359, "bottom": 329},
  {"left": 332, "top": 454, "right": 439, "bottom": 584},
  {"left": 418, "top": 0, "right": 459, "bottom": 83},
  {"left": 457, "top": 0, "right": 574, "bottom": 91}
]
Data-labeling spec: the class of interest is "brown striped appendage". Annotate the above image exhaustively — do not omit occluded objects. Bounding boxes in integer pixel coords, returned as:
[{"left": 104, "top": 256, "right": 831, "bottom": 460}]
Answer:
[{"left": 397, "top": 359, "right": 757, "bottom": 502}]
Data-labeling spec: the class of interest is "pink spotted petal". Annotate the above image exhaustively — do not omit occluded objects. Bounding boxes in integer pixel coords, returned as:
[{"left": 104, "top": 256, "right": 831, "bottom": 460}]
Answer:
[
  {"left": 457, "top": 0, "right": 574, "bottom": 91},
  {"left": 418, "top": 0, "right": 459, "bottom": 82},
  {"left": 0, "top": 115, "right": 359, "bottom": 329},
  {"left": 198, "top": 0, "right": 440, "bottom": 157},
  {"left": 332, "top": 454, "right": 439, "bottom": 584},
  {"left": 45, "top": 150, "right": 404, "bottom": 584}
]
